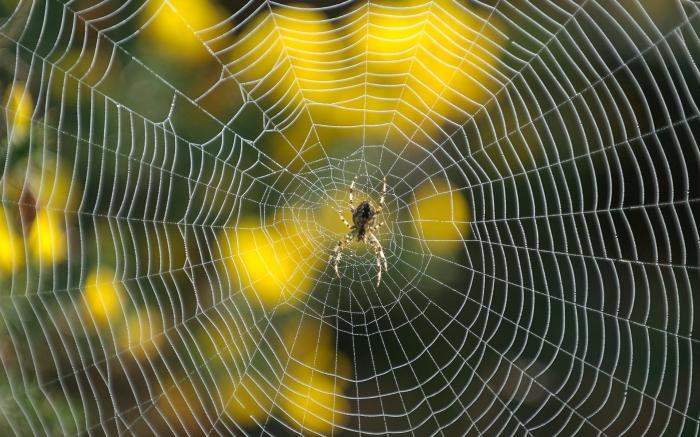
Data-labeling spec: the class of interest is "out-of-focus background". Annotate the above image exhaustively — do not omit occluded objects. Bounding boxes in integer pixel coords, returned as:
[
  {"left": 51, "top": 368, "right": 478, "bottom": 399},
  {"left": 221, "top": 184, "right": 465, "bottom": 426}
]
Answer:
[{"left": 0, "top": 0, "right": 698, "bottom": 435}]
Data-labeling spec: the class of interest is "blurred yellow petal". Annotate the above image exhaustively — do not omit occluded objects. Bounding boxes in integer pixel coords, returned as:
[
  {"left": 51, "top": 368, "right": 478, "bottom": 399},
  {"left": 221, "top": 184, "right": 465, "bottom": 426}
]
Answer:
[
  {"left": 411, "top": 178, "right": 471, "bottom": 255},
  {"left": 226, "top": 1, "right": 506, "bottom": 153},
  {"left": 28, "top": 209, "right": 67, "bottom": 265},
  {"left": 282, "top": 318, "right": 352, "bottom": 379},
  {"left": 0, "top": 207, "right": 24, "bottom": 274},
  {"left": 29, "top": 160, "right": 80, "bottom": 211},
  {"left": 82, "top": 267, "right": 124, "bottom": 326},
  {"left": 4, "top": 82, "right": 32, "bottom": 145},
  {"left": 221, "top": 219, "right": 317, "bottom": 308},
  {"left": 343, "top": 0, "right": 505, "bottom": 140},
  {"left": 278, "top": 318, "right": 351, "bottom": 433},
  {"left": 118, "top": 307, "right": 163, "bottom": 360},
  {"left": 284, "top": 318, "right": 333, "bottom": 365},
  {"left": 280, "top": 365, "right": 349, "bottom": 435},
  {"left": 230, "top": 4, "right": 363, "bottom": 147},
  {"left": 220, "top": 374, "right": 270, "bottom": 427},
  {"left": 141, "top": 0, "right": 230, "bottom": 63}
]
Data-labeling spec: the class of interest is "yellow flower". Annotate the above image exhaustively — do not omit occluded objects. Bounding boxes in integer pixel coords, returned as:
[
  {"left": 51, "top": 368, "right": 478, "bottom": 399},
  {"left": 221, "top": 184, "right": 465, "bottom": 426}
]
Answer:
[
  {"left": 410, "top": 178, "right": 471, "bottom": 255},
  {"left": 230, "top": 4, "right": 364, "bottom": 157},
  {"left": 284, "top": 318, "right": 332, "bottom": 364},
  {"left": 280, "top": 364, "right": 349, "bottom": 434},
  {"left": 28, "top": 209, "right": 67, "bottom": 265},
  {"left": 278, "top": 318, "right": 351, "bottom": 434},
  {"left": 220, "top": 219, "right": 317, "bottom": 309},
  {"left": 118, "top": 307, "right": 163, "bottom": 360},
  {"left": 0, "top": 207, "right": 24, "bottom": 274},
  {"left": 82, "top": 267, "right": 124, "bottom": 326},
  {"left": 29, "top": 159, "right": 80, "bottom": 211},
  {"left": 141, "top": 0, "right": 230, "bottom": 63},
  {"left": 343, "top": 0, "right": 505, "bottom": 140},
  {"left": 220, "top": 374, "right": 271, "bottom": 428},
  {"left": 4, "top": 82, "right": 32, "bottom": 145}
]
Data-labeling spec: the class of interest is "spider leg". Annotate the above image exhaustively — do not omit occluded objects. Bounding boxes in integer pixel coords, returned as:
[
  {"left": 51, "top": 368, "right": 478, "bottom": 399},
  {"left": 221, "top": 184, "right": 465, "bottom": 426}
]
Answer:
[
  {"left": 370, "top": 221, "right": 384, "bottom": 233},
  {"left": 367, "top": 232, "right": 388, "bottom": 286},
  {"left": 376, "top": 176, "right": 387, "bottom": 213},
  {"left": 374, "top": 249, "right": 382, "bottom": 286},
  {"left": 348, "top": 176, "right": 357, "bottom": 210},
  {"left": 373, "top": 235, "right": 388, "bottom": 272},
  {"left": 330, "top": 231, "right": 354, "bottom": 278},
  {"left": 337, "top": 210, "right": 353, "bottom": 229}
]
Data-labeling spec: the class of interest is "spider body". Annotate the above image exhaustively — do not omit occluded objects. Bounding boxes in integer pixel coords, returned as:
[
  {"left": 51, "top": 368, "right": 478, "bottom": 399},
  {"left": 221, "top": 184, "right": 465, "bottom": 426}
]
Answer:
[
  {"left": 352, "top": 200, "right": 376, "bottom": 241},
  {"left": 330, "top": 176, "right": 388, "bottom": 286}
]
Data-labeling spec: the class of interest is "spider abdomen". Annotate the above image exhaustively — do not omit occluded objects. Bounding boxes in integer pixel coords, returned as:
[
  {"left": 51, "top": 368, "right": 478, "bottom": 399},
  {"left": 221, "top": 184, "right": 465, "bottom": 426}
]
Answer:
[{"left": 352, "top": 200, "right": 375, "bottom": 240}]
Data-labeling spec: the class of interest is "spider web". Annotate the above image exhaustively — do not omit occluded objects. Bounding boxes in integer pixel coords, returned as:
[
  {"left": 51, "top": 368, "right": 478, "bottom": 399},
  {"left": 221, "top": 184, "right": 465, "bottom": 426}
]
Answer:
[{"left": 0, "top": 0, "right": 698, "bottom": 435}]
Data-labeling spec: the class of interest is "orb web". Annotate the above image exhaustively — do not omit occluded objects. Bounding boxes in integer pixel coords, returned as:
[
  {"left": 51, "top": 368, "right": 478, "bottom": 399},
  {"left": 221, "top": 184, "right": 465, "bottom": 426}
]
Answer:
[{"left": 0, "top": 0, "right": 698, "bottom": 435}]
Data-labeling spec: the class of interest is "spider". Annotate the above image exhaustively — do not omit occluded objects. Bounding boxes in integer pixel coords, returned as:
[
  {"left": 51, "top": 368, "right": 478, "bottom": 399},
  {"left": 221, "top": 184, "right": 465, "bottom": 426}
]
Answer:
[{"left": 330, "top": 176, "right": 388, "bottom": 286}]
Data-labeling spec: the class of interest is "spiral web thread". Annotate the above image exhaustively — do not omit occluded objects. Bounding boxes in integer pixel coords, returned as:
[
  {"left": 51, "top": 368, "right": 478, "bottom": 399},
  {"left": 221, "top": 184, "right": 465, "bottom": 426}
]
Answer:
[{"left": 0, "top": 0, "right": 698, "bottom": 435}]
